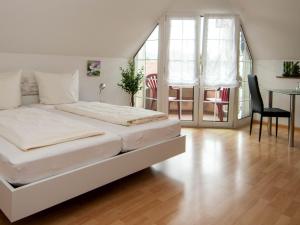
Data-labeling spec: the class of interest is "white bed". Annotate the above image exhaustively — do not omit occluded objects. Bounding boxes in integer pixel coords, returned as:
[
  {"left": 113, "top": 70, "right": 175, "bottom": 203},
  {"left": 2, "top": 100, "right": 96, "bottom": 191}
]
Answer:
[
  {"left": 30, "top": 104, "right": 181, "bottom": 151},
  {"left": 0, "top": 104, "right": 184, "bottom": 222},
  {"left": 0, "top": 132, "right": 122, "bottom": 185}
]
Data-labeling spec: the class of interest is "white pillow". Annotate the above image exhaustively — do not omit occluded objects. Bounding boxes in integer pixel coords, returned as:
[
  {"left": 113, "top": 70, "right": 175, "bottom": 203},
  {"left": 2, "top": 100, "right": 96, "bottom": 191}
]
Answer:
[
  {"left": 35, "top": 71, "right": 79, "bottom": 105},
  {"left": 0, "top": 71, "right": 22, "bottom": 109}
]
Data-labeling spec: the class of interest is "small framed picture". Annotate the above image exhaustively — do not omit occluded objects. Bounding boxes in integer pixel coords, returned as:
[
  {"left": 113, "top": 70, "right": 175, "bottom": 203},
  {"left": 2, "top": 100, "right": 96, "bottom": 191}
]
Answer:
[{"left": 87, "top": 60, "right": 101, "bottom": 76}]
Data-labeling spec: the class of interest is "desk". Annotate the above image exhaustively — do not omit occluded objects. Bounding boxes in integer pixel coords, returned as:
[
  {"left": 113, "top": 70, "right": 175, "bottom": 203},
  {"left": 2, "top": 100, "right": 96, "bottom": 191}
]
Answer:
[{"left": 267, "top": 89, "right": 300, "bottom": 147}]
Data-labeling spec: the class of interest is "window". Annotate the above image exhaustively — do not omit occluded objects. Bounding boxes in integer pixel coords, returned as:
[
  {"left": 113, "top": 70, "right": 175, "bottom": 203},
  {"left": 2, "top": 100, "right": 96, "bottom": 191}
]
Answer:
[
  {"left": 202, "top": 16, "right": 238, "bottom": 88},
  {"left": 168, "top": 19, "right": 197, "bottom": 85},
  {"left": 202, "top": 16, "right": 237, "bottom": 122},
  {"left": 134, "top": 25, "right": 159, "bottom": 110},
  {"left": 167, "top": 19, "right": 196, "bottom": 121},
  {"left": 238, "top": 28, "right": 252, "bottom": 119},
  {"left": 132, "top": 15, "right": 253, "bottom": 128}
]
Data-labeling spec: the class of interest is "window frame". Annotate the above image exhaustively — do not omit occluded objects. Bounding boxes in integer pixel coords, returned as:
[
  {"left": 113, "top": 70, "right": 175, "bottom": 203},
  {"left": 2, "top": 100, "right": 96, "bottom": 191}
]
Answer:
[{"left": 237, "top": 25, "right": 253, "bottom": 120}]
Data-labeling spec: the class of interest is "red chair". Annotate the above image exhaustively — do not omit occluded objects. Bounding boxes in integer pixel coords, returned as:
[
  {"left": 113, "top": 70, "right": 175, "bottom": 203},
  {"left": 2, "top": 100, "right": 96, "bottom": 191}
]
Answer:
[
  {"left": 145, "top": 74, "right": 181, "bottom": 119},
  {"left": 205, "top": 88, "right": 229, "bottom": 122},
  {"left": 216, "top": 88, "right": 229, "bottom": 122}
]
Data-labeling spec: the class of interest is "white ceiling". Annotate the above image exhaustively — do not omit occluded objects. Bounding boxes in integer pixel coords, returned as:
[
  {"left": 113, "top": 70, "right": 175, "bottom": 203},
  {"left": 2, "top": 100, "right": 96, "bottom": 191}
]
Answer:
[{"left": 0, "top": 0, "right": 299, "bottom": 59}]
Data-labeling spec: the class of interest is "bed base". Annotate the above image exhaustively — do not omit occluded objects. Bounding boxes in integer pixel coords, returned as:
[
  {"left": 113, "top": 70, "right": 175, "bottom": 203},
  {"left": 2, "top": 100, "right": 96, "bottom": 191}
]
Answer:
[{"left": 0, "top": 135, "right": 185, "bottom": 222}]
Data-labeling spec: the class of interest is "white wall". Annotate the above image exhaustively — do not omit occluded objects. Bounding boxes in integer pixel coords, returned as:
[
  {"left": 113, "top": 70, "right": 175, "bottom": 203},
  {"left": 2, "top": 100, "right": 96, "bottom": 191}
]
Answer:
[
  {"left": 0, "top": 53, "right": 130, "bottom": 106},
  {"left": 255, "top": 60, "right": 300, "bottom": 127}
]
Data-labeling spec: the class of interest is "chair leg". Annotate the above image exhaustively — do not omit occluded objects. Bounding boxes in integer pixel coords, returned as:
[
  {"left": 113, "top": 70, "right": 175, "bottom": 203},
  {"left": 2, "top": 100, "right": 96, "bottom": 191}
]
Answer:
[
  {"left": 288, "top": 117, "right": 290, "bottom": 137},
  {"left": 250, "top": 112, "right": 254, "bottom": 135},
  {"left": 177, "top": 101, "right": 181, "bottom": 119},
  {"left": 276, "top": 117, "right": 278, "bottom": 137},
  {"left": 259, "top": 115, "right": 263, "bottom": 142},
  {"left": 150, "top": 100, "right": 154, "bottom": 110}
]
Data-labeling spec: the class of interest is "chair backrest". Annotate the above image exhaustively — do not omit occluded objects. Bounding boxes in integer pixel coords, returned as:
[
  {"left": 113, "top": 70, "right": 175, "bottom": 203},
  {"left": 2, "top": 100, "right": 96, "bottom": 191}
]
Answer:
[
  {"left": 145, "top": 73, "right": 158, "bottom": 98},
  {"left": 145, "top": 74, "right": 158, "bottom": 90},
  {"left": 248, "top": 75, "right": 264, "bottom": 113},
  {"left": 220, "top": 88, "right": 229, "bottom": 102}
]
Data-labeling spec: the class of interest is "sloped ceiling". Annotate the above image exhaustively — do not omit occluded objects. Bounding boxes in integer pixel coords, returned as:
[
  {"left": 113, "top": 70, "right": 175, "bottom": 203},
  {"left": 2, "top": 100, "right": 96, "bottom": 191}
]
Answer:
[
  {"left": 0, "top": 0, "right": 299, "bottom": 59},
  {"left": 0, "top": 0, "right": 173, "bottom": 57},
  {"left": 229, "top": 0, "right": 300, "bottom": 60}
]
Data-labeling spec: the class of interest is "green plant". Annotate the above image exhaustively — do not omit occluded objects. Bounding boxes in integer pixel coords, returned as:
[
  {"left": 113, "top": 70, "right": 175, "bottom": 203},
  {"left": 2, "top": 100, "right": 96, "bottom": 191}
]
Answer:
[
  {"left": 283, "top": 61, "right": 300, "bottom": 76},
  {"left": 118, "top": 60, "right": 144, "bottom": 106}
]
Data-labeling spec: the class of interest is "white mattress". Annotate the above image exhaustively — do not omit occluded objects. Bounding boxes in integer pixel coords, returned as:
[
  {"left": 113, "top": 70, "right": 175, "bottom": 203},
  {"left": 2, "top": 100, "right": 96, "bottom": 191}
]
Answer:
[
  {"left": 31, "top": 104, "right": 181, "bottom": 151},
  {"left": 0, "top": 132, "right": 121, "bottom": 185}
]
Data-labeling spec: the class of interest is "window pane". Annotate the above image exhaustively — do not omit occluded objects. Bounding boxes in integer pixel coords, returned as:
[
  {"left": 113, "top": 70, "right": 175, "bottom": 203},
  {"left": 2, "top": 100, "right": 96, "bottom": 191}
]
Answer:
[
  {"left": 169, "top": 40, "right": 182, "bottom": 60},
  {"left": 168, "top": 19, "right": 197, "bottom": 85},
  {"left": 148, "top": 26, "right": 159, "bottom": 41},
  {"left": 146, "top": 41, "right": 158, "bottom": 59},
  {"left": 168, "top": 86, "right": 194, "bottom": 121},
  {"left": 182, "top": 40, "right": 195, "bottom": 60},
  {"left": 183, "top": 20, "right": 195, "bottom": 39},
  {"left": 170, "top": 20, "right": 183, "bottom": 39},
  {"left": 203, "top": 88, "right": 230, "bottom": 122},
  {"left": 203, "top": 16, "right": 237, "bottom": 88},
  {"left": 238, "top": 30, "right": 252, "bottom": 119},
  {"left": 134, "top": 25, "right": 159, "bottom": 110}
]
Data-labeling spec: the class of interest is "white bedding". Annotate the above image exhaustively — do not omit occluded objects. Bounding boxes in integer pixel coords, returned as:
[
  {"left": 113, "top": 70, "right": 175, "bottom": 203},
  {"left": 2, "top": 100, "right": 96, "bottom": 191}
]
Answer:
[
  {"left": 0, "top": 132, "right": 121, "bottom": 185},
  {"left": 56, "top": 101, "right": 168, "bottom": 126},
  {"left": 0, "top": 107, "right": 104, "bottom": 151},
  {"left": 31, "top": 104, "right": 181, "bottom": 151}
]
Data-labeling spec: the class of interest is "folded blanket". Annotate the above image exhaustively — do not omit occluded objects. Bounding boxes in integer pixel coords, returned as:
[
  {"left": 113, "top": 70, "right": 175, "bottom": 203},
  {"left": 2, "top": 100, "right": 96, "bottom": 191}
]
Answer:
[
  {"left": 0, "top": 108, "right": 104, "bottom": 151},
  {"left": 56, "top": 102, "right": 168, "bottom": 126}
]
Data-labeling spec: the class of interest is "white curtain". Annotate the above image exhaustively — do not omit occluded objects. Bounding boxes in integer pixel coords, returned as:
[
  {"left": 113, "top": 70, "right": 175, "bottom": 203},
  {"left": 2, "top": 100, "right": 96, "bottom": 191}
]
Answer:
[
  {"left": 167, "top": 18, "right": 198, "bottom": 85},
  {"left": 202, "top": 15, "right": 238, "bottom": 88}
]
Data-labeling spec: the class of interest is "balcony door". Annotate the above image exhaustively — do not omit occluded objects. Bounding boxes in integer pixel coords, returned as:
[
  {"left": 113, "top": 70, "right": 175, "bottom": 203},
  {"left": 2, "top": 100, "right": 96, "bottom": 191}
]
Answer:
[{"left": 165, "top": 16, "right": 239, "bottom": 127}]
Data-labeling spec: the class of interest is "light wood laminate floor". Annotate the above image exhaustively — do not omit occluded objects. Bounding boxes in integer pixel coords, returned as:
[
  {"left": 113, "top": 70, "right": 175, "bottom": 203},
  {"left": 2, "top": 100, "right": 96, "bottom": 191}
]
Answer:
[{"left": 2, "top": 125, "right": 300, "bottom": 225}]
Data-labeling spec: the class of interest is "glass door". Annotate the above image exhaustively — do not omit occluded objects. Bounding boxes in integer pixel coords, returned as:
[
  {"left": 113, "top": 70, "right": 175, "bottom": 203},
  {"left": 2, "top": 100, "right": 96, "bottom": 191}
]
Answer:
[
  {"left": 166, "top": 18, "right": 199, "bottom": 126},
  {"left": 165, "top": 16, "right": 239, "bottom": 127},
  {"left": 198, "top": 16, "right": 238, "bottom": 128}
]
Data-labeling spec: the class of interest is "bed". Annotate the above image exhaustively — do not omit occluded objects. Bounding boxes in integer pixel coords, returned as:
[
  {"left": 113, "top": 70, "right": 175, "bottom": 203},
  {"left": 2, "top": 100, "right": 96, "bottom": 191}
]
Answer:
[
  {"left": 0, "top": 105, "right": 185, "bottom": 222},
  {"left": 0, "top": 133, "right": 122, "bottom": 185},
  {"left": 30, "top": 104, "right": 181, "bottom": 151}
]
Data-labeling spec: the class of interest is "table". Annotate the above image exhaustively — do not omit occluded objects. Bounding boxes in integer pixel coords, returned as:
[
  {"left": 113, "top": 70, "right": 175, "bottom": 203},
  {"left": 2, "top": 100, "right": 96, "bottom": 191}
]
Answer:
[{"left": 267, "top": 89, "right": 300, "bottom": 147}]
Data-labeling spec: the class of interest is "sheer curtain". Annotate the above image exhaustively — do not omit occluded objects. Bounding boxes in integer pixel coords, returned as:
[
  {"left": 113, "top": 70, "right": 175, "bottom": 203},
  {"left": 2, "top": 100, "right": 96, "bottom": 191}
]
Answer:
[
  {"left": 167, "top": 19, "right": 198, "bottom": 85},
  {"left": 202, "top": 15, "right": 238, "bottom": 88}
]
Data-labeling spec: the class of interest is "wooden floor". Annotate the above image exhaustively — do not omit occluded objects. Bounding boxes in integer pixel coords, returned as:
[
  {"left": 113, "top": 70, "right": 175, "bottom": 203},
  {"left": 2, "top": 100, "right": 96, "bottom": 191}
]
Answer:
[{"left": 2, "top": 125, "right": 300, "bottom": 225}]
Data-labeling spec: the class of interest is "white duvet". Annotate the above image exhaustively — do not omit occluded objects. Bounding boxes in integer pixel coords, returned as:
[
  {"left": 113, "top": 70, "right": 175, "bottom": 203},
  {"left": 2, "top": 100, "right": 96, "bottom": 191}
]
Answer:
[
  {"left": 0, "top": 107, "right": 104, "bottom": 151},
  {"left": 56, "top": 102, "right": 168, "bottom": 126}
]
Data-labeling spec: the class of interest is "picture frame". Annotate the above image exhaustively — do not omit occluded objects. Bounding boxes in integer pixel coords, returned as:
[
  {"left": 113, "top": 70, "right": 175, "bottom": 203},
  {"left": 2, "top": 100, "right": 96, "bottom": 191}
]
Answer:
[{"left": 87, "top": 60, "right": 101, "bottom": 76}]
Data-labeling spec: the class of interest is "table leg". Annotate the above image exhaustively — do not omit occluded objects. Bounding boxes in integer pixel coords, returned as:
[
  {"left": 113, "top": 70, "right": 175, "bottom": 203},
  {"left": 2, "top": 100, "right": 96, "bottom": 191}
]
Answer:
[
  {"left": 268, "top": 91, "right": 273, "bottom": 135},
  {"left": 289, "top": 95, "right": 295, "bottom": 147}
]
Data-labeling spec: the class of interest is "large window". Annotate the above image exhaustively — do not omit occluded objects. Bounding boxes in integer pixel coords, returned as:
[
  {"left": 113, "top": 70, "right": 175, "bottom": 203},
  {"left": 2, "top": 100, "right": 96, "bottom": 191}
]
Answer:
[
  {"left": 135, "top": 26, "right": 159, "bottom": 110},
  {"left": 238, "top": 28, "right": 252, "bottom": 119},
  {"left": 133, "top": 16, "right": 253, "bottom": 128}
]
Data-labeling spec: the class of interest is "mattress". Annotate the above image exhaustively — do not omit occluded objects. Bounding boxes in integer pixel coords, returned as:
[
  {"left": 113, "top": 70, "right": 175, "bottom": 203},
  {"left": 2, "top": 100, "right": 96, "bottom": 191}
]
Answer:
[
  {"left": 31, "top": 104, "right": 181, "bottom": 151},
  {"left": 0, "top": 132, "right": 121, "bottom": 185}
]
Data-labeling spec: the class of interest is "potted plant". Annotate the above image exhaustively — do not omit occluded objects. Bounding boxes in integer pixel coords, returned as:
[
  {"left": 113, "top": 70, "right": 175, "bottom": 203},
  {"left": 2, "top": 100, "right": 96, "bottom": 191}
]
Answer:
[
  {"left": 283, "top": 61, "right": 300, "bottom": 77},
  {"left": 118, "top": 60, "right": 144, "bottom": 106}
]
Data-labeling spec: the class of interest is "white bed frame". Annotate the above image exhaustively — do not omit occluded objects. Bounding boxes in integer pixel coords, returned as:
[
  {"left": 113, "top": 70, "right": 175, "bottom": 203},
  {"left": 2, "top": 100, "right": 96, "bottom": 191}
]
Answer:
[{"left": 0, "top": 135, "right": 185, "bottom": 222}]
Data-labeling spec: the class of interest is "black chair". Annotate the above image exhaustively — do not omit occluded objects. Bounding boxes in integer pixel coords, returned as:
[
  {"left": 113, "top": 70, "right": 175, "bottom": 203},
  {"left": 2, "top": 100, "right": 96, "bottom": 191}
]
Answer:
[{"left": 248, "top": 75, "right": 290, "bottom": 141}]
